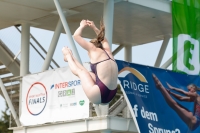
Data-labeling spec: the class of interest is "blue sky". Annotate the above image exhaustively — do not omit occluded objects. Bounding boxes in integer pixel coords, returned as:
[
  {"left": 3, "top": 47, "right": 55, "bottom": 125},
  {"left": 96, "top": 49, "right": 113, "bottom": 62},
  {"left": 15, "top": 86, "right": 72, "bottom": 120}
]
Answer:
[{"left": 0, "top": 26, "right": 172, "bottom": 117}]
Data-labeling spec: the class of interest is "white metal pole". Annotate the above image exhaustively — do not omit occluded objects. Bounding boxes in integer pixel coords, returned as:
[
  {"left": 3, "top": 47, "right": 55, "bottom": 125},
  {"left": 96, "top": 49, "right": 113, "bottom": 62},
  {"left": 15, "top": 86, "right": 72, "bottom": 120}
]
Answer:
[
  {"left": 42, "top": 19, "right": 62, "bottom": 71},
  {"left": 20, "top": 23, "right": 30, "bottom": 76},
  {"left": 110, "top": 100, "right": 127, "bottom": 116},
  {"left": 0, "top": 78, "right": 21, "bottom": 126},
  {"left": 161, "top": 57, "right": 172, "bottom": 69},
  {"left": 100, "top": 0, "right": 115, "bottom": 117},
  {"left": 103, "top": 0, "right": 114, "bottom": 49},
  {"left": 53, "top": 0, "right": 82, "bottom": 63},
  {"left": 112, "top": 45, "right": 124, "bottom": 56},
  {"left": 154, "top": 35, "right": 171, "bottom": 67},
  {"left": 19, "top": 23, "right": 30, "bottom": 116}
]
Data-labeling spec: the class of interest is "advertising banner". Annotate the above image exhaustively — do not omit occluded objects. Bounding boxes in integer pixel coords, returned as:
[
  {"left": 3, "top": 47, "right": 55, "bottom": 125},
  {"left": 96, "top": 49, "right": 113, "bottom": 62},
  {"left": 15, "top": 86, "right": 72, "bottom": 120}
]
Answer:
[
  {"left": 116, "top": 60, "right": 200, "bottom": 133},
  {"left": 20, "top": 64, "right": 90, "bottom": 126},
  {"left": 172, "top": 0, "right": 200, "bottom": 75}
]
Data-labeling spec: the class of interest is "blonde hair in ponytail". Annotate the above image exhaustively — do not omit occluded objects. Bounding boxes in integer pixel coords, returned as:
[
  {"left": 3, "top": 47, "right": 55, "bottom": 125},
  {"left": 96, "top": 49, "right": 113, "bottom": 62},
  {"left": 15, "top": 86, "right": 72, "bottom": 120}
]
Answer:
[
  {"left": 188, "top": 84, "right": 200, "bottom": 91},
  {"left": 90, "top": 19, "right": 105, "bottom": 49}
]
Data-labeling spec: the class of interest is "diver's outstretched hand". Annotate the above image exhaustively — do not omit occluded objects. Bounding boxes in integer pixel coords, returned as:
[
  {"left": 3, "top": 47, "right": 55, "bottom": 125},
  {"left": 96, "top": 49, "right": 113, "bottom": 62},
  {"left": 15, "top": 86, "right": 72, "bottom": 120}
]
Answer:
[
  {"left": 166, "top": 82, "right": 174, "bottom": 90},
  {"left": 152, "top": 74, "right": 165, "bottom": 90}
]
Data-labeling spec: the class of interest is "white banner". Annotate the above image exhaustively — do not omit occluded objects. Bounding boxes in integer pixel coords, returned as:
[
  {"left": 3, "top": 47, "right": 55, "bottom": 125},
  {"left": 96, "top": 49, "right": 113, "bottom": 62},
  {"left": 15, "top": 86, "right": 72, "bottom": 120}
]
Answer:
[{"left": 20, "top": 63, "right": 90, "bottom": 126}]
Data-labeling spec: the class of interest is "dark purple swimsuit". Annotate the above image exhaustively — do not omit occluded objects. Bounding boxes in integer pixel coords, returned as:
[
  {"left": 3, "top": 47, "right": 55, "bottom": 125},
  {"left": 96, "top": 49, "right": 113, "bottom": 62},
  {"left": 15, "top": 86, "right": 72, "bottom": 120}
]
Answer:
[
  {"left": 193, "top": 103, "right": 200, "bottom": 129},
  {"left": 90, "top": 50, "right": 117, "bottom": 104}
]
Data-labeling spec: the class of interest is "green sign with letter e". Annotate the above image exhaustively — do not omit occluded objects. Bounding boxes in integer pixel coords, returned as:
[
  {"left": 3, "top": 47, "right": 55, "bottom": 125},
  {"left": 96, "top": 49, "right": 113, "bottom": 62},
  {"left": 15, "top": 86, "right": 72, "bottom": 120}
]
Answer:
[{"left": 172, "top": 0, "right": 200, "bottom": 75}]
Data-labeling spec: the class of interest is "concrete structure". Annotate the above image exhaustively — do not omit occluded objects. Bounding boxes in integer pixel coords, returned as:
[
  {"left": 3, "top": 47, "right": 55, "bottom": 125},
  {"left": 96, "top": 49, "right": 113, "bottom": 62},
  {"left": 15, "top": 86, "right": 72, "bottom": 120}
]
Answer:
[{"left": 0, "top": 0, "right": 172, "bottom": 133}]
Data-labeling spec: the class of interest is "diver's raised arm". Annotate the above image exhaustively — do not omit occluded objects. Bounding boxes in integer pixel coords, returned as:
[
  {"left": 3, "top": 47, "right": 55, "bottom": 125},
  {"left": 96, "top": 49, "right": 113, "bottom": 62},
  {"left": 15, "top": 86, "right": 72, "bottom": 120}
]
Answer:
[
  {"left": 87, "top": 20, "right": 110, "bottom": 52},
  {"left": 73, "top": 20, "right": 94, "bottom": 51}
]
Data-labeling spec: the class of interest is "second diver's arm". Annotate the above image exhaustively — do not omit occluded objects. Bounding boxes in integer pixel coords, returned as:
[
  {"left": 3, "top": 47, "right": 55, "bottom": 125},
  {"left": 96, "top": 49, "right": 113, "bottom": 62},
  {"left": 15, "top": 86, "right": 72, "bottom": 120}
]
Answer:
[
  {"left": 167, "top": 83, "right": 188, "bottom": 95},
  {"left": 169, "top": 91, "right": 192, "bottom": 102},
  {"left": 167, "top": 83, "right": 197, "bottom": 98}
]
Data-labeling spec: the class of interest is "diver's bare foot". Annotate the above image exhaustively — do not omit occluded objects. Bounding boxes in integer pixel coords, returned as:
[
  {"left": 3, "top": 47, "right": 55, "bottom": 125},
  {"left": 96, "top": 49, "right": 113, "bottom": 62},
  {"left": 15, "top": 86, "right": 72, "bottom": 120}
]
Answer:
[
  {"left": 62, "top": 47, "right": 71, "bottom": 62},
  {"left": 63, "top": 55, "right": 68, "bottom": 62},
  {"left": 152, "top": 74, "right": 165, "bottom": 90},
  {"left": 66, "top": 47, "right": 73, "bottom": 56}
]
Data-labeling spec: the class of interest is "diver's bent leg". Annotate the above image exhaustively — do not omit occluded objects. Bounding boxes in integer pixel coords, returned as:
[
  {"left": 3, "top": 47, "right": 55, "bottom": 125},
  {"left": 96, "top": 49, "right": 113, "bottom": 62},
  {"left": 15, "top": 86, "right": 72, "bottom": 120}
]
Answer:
[
  {"left": 65, "top": 54, "right": 80, "bottom": 76},
  {"left": 67, "top": 48, "right": 88, "bottom": 71},
  {"left": 65, "top": 49, "right": 100, "bottom": 104},
  {"left": 76, "top": 69, "right": 101, "bottom": 104},
  {"left": 66, "top": 47, "right": 96, "bottom": 81},
  {"left": 73, "top": 56, "right": 88, "bottom": 71},
  {"left": 66, "top": 54, "right": 101, "bottom": 103}
]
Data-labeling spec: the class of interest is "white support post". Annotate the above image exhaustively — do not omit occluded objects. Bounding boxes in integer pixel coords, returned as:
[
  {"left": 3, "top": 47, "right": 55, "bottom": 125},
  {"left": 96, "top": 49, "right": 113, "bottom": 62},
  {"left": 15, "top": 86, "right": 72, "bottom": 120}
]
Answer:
[
  {"left": 19, "top": 23, "right": 30, "bottom": 116},
  {"left": 154, "top": 35, "right": 171, "bottom": 67},
  {"left": 93, "top": 104, "right": 101, "bottom": 116},
  {"left": 0, "top": 78, "right": 21, "bottom": 126},
  {"left": 112, "top": 45, "right": 124, "bottom": 56},
  {"left": 20, "top": 23, "right": 30, "bottom": 76},
  {"left": 53, "top": 0, "right": 82, "bottom": 63},
  {"left": 99, "top": 0, "right": 115, "bottom": 118},
  {"left": 123, "top": 45, "right": 132, "bottom": 118},
  {"left": 124, "top": 45, "right": 132, "bottom": 62},
  {"left": 42, "top": 19, "right": 62, "bottom": 71},
  {"left": 103, "top": 0, "right": 114, "bottom": 49}
]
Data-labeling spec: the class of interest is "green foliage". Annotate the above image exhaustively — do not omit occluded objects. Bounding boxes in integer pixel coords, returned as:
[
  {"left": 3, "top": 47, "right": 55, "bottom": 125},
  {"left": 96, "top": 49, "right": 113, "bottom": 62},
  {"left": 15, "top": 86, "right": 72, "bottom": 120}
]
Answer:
[{"left": 0, "top": 102, "right": 12, "bottom": 133}]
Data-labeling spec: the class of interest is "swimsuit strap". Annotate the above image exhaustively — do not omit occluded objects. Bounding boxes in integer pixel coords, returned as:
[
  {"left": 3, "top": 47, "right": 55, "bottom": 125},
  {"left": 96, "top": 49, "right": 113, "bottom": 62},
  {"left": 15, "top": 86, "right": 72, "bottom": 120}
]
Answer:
[
  {"left": 90, "top": 49, "right": 115, "bottom": 65},
  {"left": 103, "top": 49, "right": 115, "bottom": 62},
  {"left": 90, "top": 58, "right": 110, "bottom": 65}
]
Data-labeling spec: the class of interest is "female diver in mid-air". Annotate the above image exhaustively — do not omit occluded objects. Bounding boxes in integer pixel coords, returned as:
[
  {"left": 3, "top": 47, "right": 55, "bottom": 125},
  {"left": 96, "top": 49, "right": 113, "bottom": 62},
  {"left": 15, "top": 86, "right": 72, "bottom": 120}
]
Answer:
[
  {"left": 62, "top": 19, "right": 118, "bottom": 104},
  {"left": 152, "top": 74, "right": 200, "bottom": 131}
]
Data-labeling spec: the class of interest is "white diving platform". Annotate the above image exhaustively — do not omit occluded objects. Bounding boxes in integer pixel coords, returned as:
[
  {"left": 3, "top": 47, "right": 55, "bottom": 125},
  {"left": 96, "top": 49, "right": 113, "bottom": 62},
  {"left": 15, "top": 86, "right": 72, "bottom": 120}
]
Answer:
[{"left": 11, "top": 116, "right": 137, "bottom": 133}]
